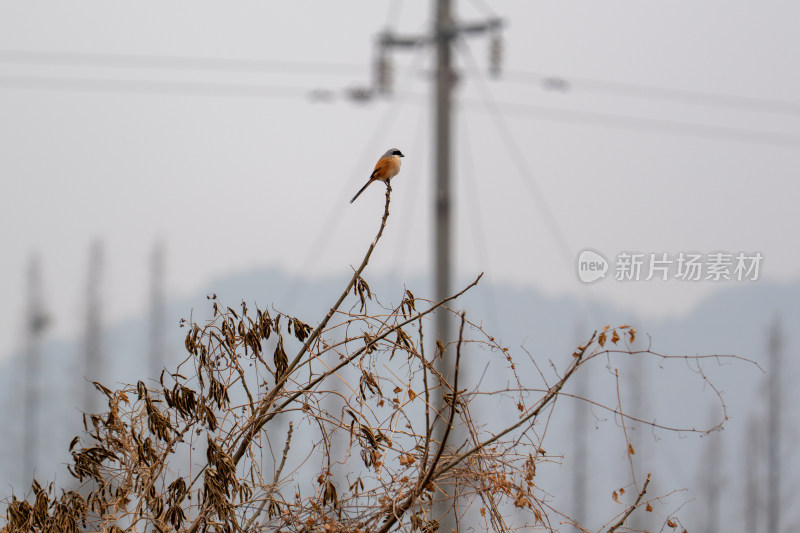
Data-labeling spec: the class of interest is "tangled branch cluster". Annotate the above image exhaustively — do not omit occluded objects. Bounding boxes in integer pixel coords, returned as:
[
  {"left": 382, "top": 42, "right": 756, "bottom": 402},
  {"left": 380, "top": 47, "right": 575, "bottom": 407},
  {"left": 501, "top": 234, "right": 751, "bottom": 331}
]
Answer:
[{"left": 2, "top": 184, "right": 729, "bottom": 533}]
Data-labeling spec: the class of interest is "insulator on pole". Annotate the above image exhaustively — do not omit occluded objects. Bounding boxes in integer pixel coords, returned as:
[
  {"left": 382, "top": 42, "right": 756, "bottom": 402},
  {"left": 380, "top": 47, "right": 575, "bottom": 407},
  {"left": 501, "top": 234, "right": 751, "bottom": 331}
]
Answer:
[
  {"left": 489, "top": 31, "right": 503, "bottom": 78},
  {"left": 542, "top": 76, "right": 570, "bottom": 92},
  {"left": 375, "top": 49, "right": 393, "bottom": 95},
  {"left": 346, "top": 86, "right": 374, "bottom": 103}
]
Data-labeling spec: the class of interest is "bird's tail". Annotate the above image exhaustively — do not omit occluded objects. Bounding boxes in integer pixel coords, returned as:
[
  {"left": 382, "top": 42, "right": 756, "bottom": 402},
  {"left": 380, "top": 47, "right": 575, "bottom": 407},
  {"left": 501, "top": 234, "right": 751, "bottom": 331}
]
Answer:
[{"left": 349, "top": 179, "right": 373, "bottom": 204}]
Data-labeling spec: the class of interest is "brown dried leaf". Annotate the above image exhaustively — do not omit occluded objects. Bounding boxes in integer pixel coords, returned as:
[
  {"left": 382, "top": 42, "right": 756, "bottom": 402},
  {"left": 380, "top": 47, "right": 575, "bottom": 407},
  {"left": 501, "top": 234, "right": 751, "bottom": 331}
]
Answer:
[{"left": 274, "top": 337, "right": 288, "bottom": 379}]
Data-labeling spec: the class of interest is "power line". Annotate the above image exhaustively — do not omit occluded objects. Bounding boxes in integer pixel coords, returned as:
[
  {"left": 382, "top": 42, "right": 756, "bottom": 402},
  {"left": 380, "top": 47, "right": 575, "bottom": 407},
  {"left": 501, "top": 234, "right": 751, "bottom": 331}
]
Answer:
[
  {"left": 461, "top": 97, "right": 800, "bottom": 148},
  {"left": 3, "top": 49, "right": 799, "bottom": 119},
  {"left": 466, "top": 0, "right": 497, "bottom": 18},
  {"left": 0, "top": 74, "right": 324, "bottom": 100},
  {"left": 3, "top": 71, "right": 797, "bottom": 148},
  {"left": 384, "top": 0, "right": 405, "bottom": 28},
  {"left": 0, "top": 49, "right": 364, "bottom": 76},
  {"left": 459, "top": 111, "right": 500, "bottom": 327},
  {"left": 277, "top": 46, "right": 429, "bottom": 309},
  {"left": 490, "top": 68, "right": 800, "bottom": 117},
  {"left": 391, "top": 102, "right": 428, "bottom": 281},
  {"left": 457, "top": 39, "right": 604, "bottom": 329},
  {"left": 456, "top": 41, "right": 574, "bottom": 269}
]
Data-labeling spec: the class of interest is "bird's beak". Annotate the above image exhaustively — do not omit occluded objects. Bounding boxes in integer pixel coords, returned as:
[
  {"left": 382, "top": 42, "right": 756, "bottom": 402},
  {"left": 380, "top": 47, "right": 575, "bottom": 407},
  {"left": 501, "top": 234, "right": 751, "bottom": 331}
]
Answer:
[{"left": 399, "top": 153, "right": 405, "bottom": 157}]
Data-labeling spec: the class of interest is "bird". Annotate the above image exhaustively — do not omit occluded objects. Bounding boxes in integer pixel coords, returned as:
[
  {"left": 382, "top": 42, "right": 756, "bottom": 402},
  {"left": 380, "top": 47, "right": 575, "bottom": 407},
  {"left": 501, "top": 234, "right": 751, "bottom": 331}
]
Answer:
[{"left": 350, "top": 148, "right": 405, "bottom": 204}]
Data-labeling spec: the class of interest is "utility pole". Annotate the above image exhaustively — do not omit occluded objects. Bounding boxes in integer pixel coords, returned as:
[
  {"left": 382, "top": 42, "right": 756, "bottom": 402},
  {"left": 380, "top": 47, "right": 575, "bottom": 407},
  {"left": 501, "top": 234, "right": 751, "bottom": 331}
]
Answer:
[
  {"left": 744, "top": 416, "right": 762, "bottom": 533},
  {"left": 433, "top": 0, "right": 454, "bottom": 350},
  {"left": 703, "top": 415, "right": 722, "bottom": 533},
  {"left": 368, "top": 3, "right": 503, "bottom": 529},
  {"left": 84, "top": 240, "right": 104, "bottom": 413},
  {"left": 23, "top": 254, "right": 49, "bottom": 481},
  {"left": 149, "top": 240, "right": 166, "bottom": 378},
  {"left": 766, "top": 317, "right": 782, "bottom": 533},
  {"left": 570, "top": 323, "right": 589, "bottom": 529},
  {"left": 626, "top": 344, "right": 647, "bottom": 532},
  {"left": 373, "top": 5, "right": 502, "bottom": 348}
]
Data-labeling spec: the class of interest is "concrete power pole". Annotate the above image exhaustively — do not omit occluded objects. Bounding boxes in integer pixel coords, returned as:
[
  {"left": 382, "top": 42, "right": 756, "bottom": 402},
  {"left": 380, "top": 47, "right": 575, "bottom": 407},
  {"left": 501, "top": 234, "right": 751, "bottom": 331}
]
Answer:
[
  {"left": 23, "top": 254, "right": 49, "bottom": 481},
  {"left": 766, "top": 317, "right": 782, "bottom": 533},
  {"left": 374, "top": 2, "right": 501, "bottom": 344},
  {"left": 432, "top": 7, "right": 457, "bottom": 525},
  {"left": 703, "top": 416, "right": 722, "bottom": 533},
  {"left": 744, "top": 416, "right": 762, "bottom": 533},
  {"left": 84, "top": 240, "right": 104, "bottom": 413},
  {"left": 570, "top": 323, "right": 589, "bottom": 529},
  {"left": 368, "top": 3, "right": 503, "bottom": 528},
  {"left": 149, "top": 241, "right": 166, "bottom": 378},
  {"left": 433, "top": 0, "right": 454, "bottom": 350},
  {"left": 626, "top": 346, "right": 648, "bottom": 532}
]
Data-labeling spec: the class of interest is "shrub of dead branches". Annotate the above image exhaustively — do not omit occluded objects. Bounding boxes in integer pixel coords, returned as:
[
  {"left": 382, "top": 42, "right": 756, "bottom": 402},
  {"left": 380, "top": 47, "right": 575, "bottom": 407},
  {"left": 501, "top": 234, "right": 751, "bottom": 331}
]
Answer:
[{"left": 2, "top": 183, "right": 735, "bottom": 533}]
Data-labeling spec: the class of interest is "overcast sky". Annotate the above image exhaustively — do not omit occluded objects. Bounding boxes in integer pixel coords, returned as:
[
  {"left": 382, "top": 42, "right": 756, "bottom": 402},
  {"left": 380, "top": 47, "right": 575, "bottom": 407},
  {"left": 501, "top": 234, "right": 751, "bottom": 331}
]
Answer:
[{"left": 1, "top": 2, "right": 799, "bottom": 362}]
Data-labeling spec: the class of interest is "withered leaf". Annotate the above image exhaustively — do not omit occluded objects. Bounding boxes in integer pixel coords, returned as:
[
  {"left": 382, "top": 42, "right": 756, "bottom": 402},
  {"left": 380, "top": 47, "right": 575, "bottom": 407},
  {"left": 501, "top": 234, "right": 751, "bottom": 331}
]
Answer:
[
  {"left": 323, "top": 481, "right": 338, "bottom": 508},
  {"left": 291, "top": 317, "right": 312, "bottom": 342},
  {"left": 274, "top": 337, "right": 288, "bottom": 380}
]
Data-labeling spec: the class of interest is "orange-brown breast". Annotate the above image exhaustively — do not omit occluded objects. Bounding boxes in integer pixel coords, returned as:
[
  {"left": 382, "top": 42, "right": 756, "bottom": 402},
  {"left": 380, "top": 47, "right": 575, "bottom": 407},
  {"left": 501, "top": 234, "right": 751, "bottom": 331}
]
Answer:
[{"left": 371, "top": 155, "right": 402, "bottom": 182}]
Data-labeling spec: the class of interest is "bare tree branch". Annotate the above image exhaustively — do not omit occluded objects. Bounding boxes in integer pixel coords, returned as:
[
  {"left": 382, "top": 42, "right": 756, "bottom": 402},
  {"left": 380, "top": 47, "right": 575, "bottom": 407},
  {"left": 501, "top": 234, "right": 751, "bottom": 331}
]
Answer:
[{"left": 607, "top": 473, "right": 651, "bottom": 533}]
